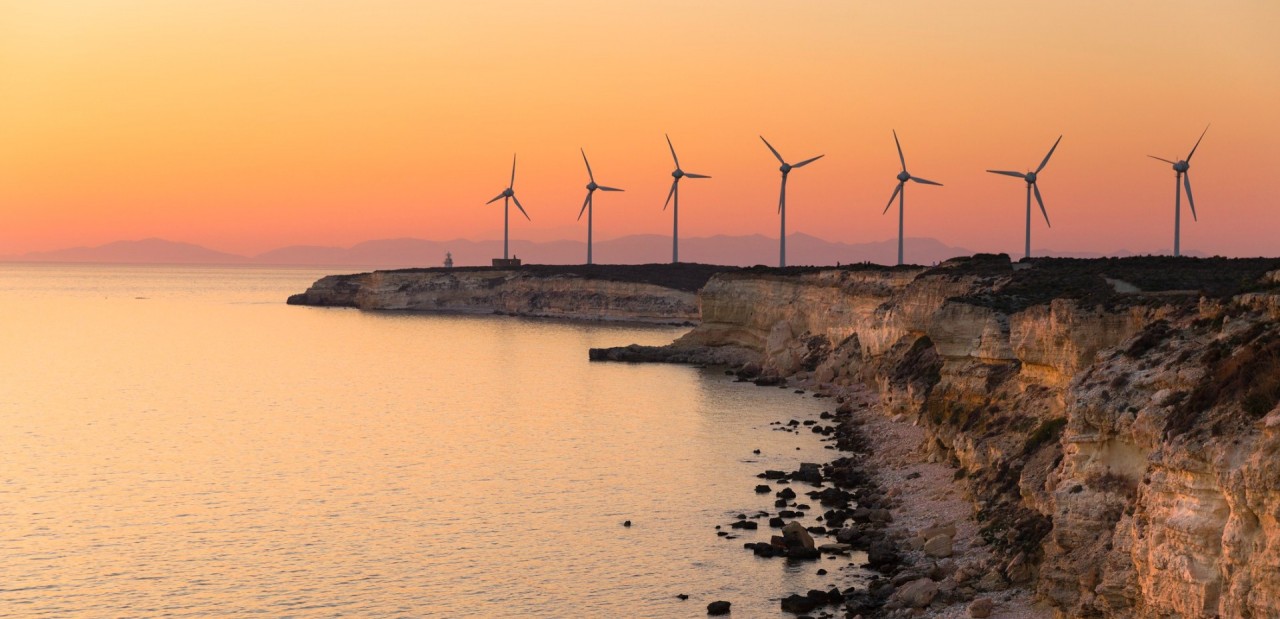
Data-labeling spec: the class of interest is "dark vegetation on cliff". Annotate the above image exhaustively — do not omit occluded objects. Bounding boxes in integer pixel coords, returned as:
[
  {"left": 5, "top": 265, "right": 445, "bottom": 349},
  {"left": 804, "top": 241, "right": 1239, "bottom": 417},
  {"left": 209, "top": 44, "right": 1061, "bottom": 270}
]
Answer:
[
  {"left": 375, "top": 262, "right": 739, "bottom": 293},
  {"left": 951, "top": 256, "right": 1280, "bottom": 313}
]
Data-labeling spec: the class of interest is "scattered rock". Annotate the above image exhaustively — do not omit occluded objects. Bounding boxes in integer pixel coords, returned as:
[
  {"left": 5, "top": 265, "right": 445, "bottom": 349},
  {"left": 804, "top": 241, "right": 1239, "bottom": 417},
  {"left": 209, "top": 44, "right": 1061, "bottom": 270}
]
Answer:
[
  {"left": 780, "top": 593, "right": 818, "bottom": 614},
  {"left": 707, "top": 600, "right": 731, "bottom": 615},
  {"left": 923, "top": 534, "right": 953, "bottom": 558},
  {"left": 677, "top": 593, "right": 689, "bottom": 600},
  {"left": 977, "top": 569, "right": 1008, "bottom": 592},
  {"left": 622, "top": 520, "right": 631, "bottom": 527},
  {"left": 755, "top": 484, "right": 772, "bottom": 494},
  {"left": 968, "top": 597, "right": 994, "bottom": 618},
  {"left": 893, "top": 578, "right": 938, "bottom": 609}
]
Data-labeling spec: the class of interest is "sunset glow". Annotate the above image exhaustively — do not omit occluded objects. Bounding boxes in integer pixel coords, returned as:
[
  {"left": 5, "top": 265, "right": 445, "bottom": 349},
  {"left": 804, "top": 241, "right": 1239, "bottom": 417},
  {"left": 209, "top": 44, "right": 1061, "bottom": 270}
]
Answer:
[{"left": 2, "top": 1, "right": 1277, "bottom": 258}]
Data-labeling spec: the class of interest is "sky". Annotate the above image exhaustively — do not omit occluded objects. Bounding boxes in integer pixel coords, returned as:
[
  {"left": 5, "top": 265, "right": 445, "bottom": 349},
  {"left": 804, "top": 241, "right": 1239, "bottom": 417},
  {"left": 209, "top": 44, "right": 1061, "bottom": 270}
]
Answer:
[{"left": 1, "top": 0, "right": 1278, "bottom": 258}]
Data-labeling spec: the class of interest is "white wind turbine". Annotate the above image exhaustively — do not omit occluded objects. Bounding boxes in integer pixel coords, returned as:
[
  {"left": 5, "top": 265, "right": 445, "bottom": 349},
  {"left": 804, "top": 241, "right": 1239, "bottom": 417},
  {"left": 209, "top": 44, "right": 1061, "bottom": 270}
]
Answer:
[
  {"left": 1149, "top": 126, "right": 1209, "bottom": 257},
  {"left": 987, "top": 135, "right": 1062, "bottom": 260},
  {"left": 577, "top": 148, "right": 624, "bottom": 265},
  {"left": 882, "top": 130, "right": 943, "bottom": 266},
  {"left": 760, "top": 136, "right": 823, "bottom": 268},
  {"left": 662, "top": 135, "right": 711, "bottom": 264},
  {"left": 485, "top": 154, "right": 530, "bottom": 261}
]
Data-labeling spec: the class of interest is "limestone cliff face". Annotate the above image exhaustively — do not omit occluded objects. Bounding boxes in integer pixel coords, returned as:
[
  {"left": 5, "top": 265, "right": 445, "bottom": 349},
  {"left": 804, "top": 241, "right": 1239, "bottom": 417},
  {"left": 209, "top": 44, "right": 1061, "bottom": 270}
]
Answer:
[
  {"left": 638, "top": 256, "right": 1280, "bottom": 619},
  {"left": 288, "top": 268, "right": 699, "bottom": 324}
]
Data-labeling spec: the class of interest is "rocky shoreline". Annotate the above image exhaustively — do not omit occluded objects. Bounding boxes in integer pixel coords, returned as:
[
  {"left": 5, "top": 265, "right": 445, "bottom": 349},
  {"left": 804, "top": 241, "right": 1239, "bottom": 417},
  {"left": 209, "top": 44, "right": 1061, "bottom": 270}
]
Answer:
[{"left": 713, "top": 366, "right": 1046, "bottom": 618}]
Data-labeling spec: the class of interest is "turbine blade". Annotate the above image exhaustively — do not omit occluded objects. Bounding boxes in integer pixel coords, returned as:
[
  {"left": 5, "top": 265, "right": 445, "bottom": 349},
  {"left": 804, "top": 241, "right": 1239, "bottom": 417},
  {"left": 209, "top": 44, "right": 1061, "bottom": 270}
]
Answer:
[
  {"left": 793, "top": 154, "right": 824, "bottom": 168},
  {"left": 486, "top": 192, "right": 505, "bottom": 204},
  {"left": 581, "top": 148, "right": 595, "bottom": 183},
  {"left": 1148, "top": 155, "right": 1177, "bottom": 165},
  {"left": 1034, "top": 184, "right": 1051, "bottom": 227},
  {"left": 1036, "top": 135, "right": 1063, "bottom": 173},
  {"left": 684, "top": 172, "right": 711, "bottom": 179},
  {"left": 760, "top": 136, "right": 785, "bottom": 164},
  {"left": 909, "top": 176, "right": 942, "bottom": 186},
  {"left": 882, "top": 183, "right": 903, "bottom": 215},
  {"left": 512, "top": 193, "right": 530, "bottom": 220},
  {"left": 510, "top": 153, "right": 517, "bottom": 189},
  {"left": 598, "top": 185, "right": 624, "bottom": 192},
  {"left": 1187, "top": 124, "right": 1209, "bottom": 161},
  {"left": 663, "top": 179, "right": 677, "bottom": 211},
  {"left": 1184, "top": 173, "right": 1197, "bottom": 221},
  {"left": 665, "top": 134, "right": 680, "bottom": 168},
  {"left": 987, "top": 170, "right": 1027, "bottom": 179},
  {"left": 893, "top": 129, "right": 906, "bottom": 172},
  {"left": 577, "top": 192, "right": 591, "bottom": 221}
]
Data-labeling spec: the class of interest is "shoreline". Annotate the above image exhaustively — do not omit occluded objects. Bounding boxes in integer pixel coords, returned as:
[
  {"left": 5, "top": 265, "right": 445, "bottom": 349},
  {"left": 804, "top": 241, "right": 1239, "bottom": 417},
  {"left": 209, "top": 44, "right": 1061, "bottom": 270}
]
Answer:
[{"left": 727, "top": 369, "right": 1049, "bottom": 618}]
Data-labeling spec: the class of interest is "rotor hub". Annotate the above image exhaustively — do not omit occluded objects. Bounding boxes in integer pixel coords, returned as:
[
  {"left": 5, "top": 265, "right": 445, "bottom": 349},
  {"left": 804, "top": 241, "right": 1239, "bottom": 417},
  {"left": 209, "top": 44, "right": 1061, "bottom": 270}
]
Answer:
[
  {"left": 672, "top": 169, "right": 683, "bottom": 179},
  {"left": 1174, "top": 161, "right": 1189, "bottom": 173},
  {"left": 1025, "top": 172, "right": 1037, "bottom": 184},
  {"left": 503, "top": 188, "right": 513, "bottom": 197},
  {"left": 780, "top": 164, "right": 792, "bottom": 174},
  {"left": 586, "top": 182, "right": 598, "bottom": 191},
  {"left": 896, "top": 171, "right": 911, "bottom": 183}
]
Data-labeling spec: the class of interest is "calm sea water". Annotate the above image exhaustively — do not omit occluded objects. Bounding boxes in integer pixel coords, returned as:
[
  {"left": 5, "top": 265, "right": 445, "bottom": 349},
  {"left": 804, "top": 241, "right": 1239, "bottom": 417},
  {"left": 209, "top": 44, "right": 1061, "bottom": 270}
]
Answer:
[{"left": 0, "top": 264, "right": 856, "bottom": 618}]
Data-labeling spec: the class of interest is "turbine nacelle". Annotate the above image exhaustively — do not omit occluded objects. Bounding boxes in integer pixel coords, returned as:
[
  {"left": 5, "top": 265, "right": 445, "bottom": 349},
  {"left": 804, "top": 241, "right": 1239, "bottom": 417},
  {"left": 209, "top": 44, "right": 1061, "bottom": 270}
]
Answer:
[
  {"left": 586, "top": 182, "right": 598, "bottom": 191},
  {"left": 896, "top": 170, "right": 911, "bottom": 183},
  {"left": 1174, "top": 160, "right": 1190, "bottom": 173},
  {"left": 502, "top": 188, "right": 514, "bottom": 197},
  {"left": 780, "top": 163, "right": 792, "bottom": 174},
  {"left": 672, "top": 169, "right": 684, "bottom": 179},
  {"left": 1024, "top": 171, "right": 1038, "bottom": 184}
]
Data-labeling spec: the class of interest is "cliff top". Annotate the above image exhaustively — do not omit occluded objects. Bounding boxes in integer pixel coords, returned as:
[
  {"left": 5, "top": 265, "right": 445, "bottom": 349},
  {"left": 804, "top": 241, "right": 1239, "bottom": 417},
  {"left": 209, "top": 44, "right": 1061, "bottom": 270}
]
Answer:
[
  {"left": 376, "top": 262, "right": 740, "bottom": 293},
  {"left": 937, "top": 255, "right": 1280, "bottom": 313}
]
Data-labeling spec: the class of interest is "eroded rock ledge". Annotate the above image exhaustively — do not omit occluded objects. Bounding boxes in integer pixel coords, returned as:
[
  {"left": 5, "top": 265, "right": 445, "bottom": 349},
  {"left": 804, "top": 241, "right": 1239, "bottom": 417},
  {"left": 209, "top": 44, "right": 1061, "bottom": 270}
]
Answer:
[
  {"left": 287, "top": 263, "right": 739, "bottom": 325},
  {"left": 594, "top": 254, "right": 1280, "bottom": 619}
]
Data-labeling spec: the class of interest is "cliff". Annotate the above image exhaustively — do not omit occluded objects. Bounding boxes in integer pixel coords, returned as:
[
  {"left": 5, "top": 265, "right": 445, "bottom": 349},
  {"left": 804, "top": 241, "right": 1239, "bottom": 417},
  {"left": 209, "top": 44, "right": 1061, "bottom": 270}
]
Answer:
[
  {"left": 594, "top": 255, "right": 1280, "bottom": 618},
  {"left": 287, "top": 263, "right": 736, "bottom": 324}
]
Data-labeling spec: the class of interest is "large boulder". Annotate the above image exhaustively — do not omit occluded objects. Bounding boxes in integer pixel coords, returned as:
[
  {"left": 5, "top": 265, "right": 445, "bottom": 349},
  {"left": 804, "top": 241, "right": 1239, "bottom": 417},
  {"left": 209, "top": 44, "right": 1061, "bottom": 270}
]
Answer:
[
  {"left": 778, "top": 519, "right": 819, "bottom": 557},
  {"left": 894, "top": 578, "right": 938, "bottom": 609},
  {"left": 780, "top": 593, "right": 818, "bottom": 614},
  {"left": 706, "top": 600, "right": 731, "bottom": 615}
]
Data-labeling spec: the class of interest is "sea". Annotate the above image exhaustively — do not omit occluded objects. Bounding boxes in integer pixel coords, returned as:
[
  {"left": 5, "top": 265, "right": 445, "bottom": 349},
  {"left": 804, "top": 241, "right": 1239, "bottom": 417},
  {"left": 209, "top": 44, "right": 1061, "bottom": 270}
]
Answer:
[{"left": 0, "top": 264, "right": 858, "bottom": 618}]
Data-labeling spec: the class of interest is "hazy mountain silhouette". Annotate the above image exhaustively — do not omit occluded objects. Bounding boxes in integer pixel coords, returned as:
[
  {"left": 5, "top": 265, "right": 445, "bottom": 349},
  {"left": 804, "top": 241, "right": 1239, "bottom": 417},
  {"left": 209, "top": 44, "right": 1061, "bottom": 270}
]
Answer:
[
  {"left": 11, "top": 238, "right": 250, "bottom": 264},
  {"left": 12, "top": 234, "right": 1202, "bottom": 267}
]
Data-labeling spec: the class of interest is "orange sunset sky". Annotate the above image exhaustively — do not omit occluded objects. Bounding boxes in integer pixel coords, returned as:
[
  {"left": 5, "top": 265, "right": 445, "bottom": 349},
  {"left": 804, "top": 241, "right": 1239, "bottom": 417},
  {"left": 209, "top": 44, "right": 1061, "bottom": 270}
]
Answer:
[{"left": 1, "top": 1, "right": 1277, "bottom": 258}]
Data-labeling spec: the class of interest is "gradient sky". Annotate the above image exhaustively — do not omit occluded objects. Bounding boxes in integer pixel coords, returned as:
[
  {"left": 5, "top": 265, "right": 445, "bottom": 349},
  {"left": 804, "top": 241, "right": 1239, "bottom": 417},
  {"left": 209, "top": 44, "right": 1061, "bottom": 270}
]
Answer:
[{"left": 1, "top": 0, "right": 1278, "bottom": 258}]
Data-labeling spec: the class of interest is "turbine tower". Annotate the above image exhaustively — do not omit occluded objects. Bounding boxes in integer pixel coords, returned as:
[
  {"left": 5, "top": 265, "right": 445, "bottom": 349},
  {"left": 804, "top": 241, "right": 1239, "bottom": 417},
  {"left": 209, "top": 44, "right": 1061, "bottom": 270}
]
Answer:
[
  {"left": 485, "top": 154, "right": 530, "bottom": 261},
  {"left": 882, "top": 130, "right": 943, "bottom": 266},
  {"left": 760, "top": 136, "right": 823, "bottom": 268},
  {"left": 662, "top": 135, "right": 711, "bottom": 264},
  {"left": 577, "top": 148, "right": 624, "bottom": 265},
  {"left": 987, "top": 135, "right": 1062, "bottom": 260},
  {"left": 1150, "top": 126, "right": 1209, "bottom": 257}
]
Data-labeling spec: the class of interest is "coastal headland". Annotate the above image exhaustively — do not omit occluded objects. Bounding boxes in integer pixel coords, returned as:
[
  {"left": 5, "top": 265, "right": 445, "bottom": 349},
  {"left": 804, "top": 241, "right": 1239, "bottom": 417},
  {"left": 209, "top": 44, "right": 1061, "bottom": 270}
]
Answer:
[{"left": 291, "top": 256, "right": 1280, "bottom": 617}]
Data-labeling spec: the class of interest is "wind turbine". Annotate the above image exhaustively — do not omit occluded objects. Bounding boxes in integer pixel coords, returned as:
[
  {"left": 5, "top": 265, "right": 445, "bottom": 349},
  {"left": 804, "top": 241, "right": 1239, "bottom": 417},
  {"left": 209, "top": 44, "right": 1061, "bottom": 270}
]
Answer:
[
  {"left": 485, "top": 154, "right": 530, "bottom": 261},
  {"left": 760, "top": 136, "right": 823, "bottom": 268},
  {"left": 662, "top": 134, "right": 711, "bottom": 264},
  {"left": 1150, "top": 126, "right": 1208, "bottom": 257},
  {"left": 882, "top": 130, "right": 943, "bottom": 266},
  {"left": 987, "top": 135, "right": 1062, "bottom": 260},
  {"left": 576, "top": 148, "right": 624, "bottom": 265}
]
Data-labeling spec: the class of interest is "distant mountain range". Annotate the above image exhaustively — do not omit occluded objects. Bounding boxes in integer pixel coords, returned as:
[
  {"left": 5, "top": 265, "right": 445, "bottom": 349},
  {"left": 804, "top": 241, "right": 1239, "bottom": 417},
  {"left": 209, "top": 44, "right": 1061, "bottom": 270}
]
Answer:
[{"left": 1, "top": 235, "right": 1195, "bottom": 268}]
